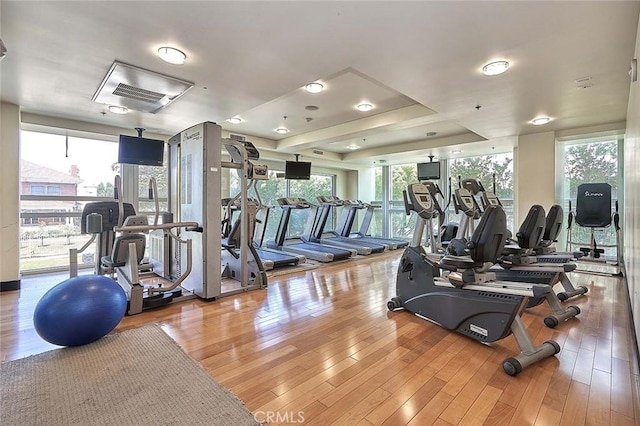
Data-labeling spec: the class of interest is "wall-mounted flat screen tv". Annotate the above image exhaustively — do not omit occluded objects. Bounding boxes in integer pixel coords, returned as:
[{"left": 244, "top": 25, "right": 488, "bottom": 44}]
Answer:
[
  {"left": 118, "top": 135, "right": 165, "bottom": 166},
  {"left": 417, "top": 161, "right": 441, "bottom": 180},
  {"left": 285, "top": 161, "right": 311, "bottom": 180}
]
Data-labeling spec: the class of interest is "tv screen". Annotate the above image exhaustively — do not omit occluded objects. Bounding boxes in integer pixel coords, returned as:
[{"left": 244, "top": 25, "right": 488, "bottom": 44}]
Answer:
[
  {"left": 118, "top": 135, "right": 165, "bottom": 166},
  {"left": 285, "top": 161, "right": 311, "bottom": 180},
  {"left": 417, "top": 162, "right": 441, "bottom": 180}
]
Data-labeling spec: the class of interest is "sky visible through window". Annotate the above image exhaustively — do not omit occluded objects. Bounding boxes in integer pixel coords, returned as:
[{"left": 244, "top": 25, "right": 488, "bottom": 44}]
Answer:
[{"left": 21, "top": 131, "right": 119, "bottom": 195}]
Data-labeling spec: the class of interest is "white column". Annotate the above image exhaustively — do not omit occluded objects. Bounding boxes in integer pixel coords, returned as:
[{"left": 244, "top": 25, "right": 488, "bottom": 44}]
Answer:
[
  {"left": 0, "top": 102, "right": 21, "bottom": 291},
  {"left": 516, "top": 132, "right": 556, "bottom": 225}
]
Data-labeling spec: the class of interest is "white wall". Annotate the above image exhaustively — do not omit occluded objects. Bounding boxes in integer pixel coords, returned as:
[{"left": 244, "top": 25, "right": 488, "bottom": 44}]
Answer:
[
  {"left": 0, "top": 102, "right": 21, "bottom": 286},
  {"left": 515, "top": 132, "right": 556, "bottom": 225},
  {"left": 625, "top": 15, "right": 640, "bottom": 351},
  {"left": 344, "top": 170, "right": 359, "bottom": 200}
]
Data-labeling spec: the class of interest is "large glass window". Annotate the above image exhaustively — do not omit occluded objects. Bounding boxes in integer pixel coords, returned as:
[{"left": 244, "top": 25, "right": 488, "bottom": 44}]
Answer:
[
  {"left": 229, "top": 170, "right": 335, "bottom": 242},
  {"left": 138, "top": 149, "right": 169, "bottom": 217},
  {"left": 253, "top": 171, "right": 287, "bottom": 244},
  {"left": 389, "top": 163, "right": 418, "bottom": 239},
  {"left": 449, "top": 152, "right": 514, "bottom": 231},
  {"left": 557, "top": 137, "right": 622, "bottom": 255},
  {"left": 20, "top": 132, "right": 120, "bottom": 272},
  {"left": 287, "top": 174, "right": 334, "bottom": 238},
  {"left": 359, "top": 167, "right": 385, "bottom": 238}
]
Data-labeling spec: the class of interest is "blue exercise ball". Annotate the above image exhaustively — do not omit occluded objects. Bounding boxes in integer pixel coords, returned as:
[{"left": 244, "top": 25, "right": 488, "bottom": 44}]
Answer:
[{"left": 33, "top": 275, "right": 127, "bottom": 347}]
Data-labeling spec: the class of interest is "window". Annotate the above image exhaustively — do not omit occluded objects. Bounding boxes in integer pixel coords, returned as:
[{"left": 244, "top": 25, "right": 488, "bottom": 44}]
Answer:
[
  {"left": 556, "top": 136, "right": 622, "bottom": 256},
  {"left": 20, "top": 131, "right": 119, "bottom": 272},
  {"left": 288, "top": 174, "right": 334, "bottom": 237},
  {"left": 229, "top": 170, "right": 335, "bottom": 241},
  {"left": 138, "top": 146, "right": 169, "bottom": 217},
  {"left": 449, "top": 152, "right": 514, "bottom": 231},
  {"left": 358, "top": 167, "right": 385, "bottom": 238},
  {"left": 389, "top": 163, "right": 418, "bottom": 239},
  {"left": 30, "top": 185, "right": 45, "bottom": 195},
  {"left": 47, "top": 186, "right": 61, "bottom": 195}
]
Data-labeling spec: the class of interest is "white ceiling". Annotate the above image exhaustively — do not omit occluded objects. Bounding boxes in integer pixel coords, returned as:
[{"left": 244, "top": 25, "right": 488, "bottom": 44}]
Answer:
[{"left": 1, "top": 1, "right": 638, "bottom": 167}]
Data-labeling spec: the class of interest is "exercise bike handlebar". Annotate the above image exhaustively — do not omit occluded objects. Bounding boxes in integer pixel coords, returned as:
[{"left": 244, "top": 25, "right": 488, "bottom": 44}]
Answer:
[
  {"left": 148, "top": 177, "right": 159, "bottom": 226},
  {"left": 114, "top": 221, "right": 200, "bottom": 233},
  {"left": 402, "top": 190, "right": 412, "bottom": 216}
]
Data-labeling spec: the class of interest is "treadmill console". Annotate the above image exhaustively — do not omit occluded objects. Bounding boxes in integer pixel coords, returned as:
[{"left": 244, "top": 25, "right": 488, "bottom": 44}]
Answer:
[
  {"left": 317, "top": 195, "right": 340, "bottom": 204},
  {"left": 224, "top": 139, "right": 260, "bottom": 162},
  {"left": 407, "top": 183, "right": 435, "bottom": 219},
  {"left": 483, "top": 192, "right": 500, "bottom": 206},
  {"left": 454, "top": 188, "right": 476, "bottom": 215},
  {"left": 250, "top": 164, "right": 268, "bottom": 180},
  {"left": 461, "top": 179, "right": 484, "bottom": 195},
  {"left": 421, "top": 181, "right": 439, "bottom": 196},
  {"left": 277, "top": 197, "right": 310, "bottom": 208}
]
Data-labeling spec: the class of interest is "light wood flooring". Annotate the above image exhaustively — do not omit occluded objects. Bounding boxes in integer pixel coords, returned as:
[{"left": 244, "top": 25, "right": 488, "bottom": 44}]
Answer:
[{"left": 1, "top": 251, "right": 639, "bottom": 425}]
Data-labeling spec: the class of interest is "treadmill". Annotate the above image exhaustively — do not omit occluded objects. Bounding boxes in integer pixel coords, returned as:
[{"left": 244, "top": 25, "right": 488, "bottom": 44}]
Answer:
[
  {"left": 337, "top": 199, "right": 409, "bottom": 249},
  {"left": 312, "top": 196, "right": 386, "bottom": 255},
  {"left": 223, "top": 198, "right": 303, "bottom": 269},
  {"left": 266, "top": 197, "right": 355, "bottom": 262}
]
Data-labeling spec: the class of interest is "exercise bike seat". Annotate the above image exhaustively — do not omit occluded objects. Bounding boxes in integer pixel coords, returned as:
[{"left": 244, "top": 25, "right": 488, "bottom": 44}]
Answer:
[
  {"left": 101, "top": 233, "right": 146, "bottom": 269},
  {"left": 439, "top": 255, "right": 484, "bottom": 270},
  {"left": 438, "top": 205, "right": 508, "bottom": 287},
  {"left": 100, "top": 215, "right": 149, "bottom": 273}
]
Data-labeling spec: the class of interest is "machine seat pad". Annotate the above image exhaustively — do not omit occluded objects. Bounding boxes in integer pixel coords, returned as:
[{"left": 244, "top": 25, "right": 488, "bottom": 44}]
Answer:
[
  {"left": 440, "top": 255, "right": 484, "bottom": 270},
  {"left": 502, "top": 244, "right": 523, "bottom": 255},
  {"left": 563, "top": 263, "right": 577, "bottom": 272},
  {"left": 101, "top": 256, "right": 125, "bottom": 268}
]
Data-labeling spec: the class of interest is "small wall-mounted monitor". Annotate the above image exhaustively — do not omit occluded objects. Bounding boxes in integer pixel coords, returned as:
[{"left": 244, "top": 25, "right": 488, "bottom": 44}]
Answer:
[
  {"left": 118, "top": 135, "right": 165, "bottom": 166},
  {"left": 285, "top": 161, "right": 311, "bottom": 180},
  {"left": 417, "top": 161, "right": 441, "bottom": 180}
]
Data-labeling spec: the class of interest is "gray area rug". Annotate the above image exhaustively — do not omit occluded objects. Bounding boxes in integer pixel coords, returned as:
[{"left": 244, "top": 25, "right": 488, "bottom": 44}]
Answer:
[{"left": 0, "top": 324, "right": 259, "bottom": 426}]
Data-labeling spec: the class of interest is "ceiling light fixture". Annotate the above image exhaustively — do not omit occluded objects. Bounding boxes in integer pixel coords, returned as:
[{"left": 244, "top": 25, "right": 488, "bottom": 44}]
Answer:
[
  {"left": 275, "top": 128, "right": 289, "bottom": 134},
  {"left": 108, "top": 105, "right": 128, "bottom": 114},
  {"left": 482, "top": 60, "right": 510, "bottom": 76},
  {"left": 347, "top": 144, "right": 360, "bottom": 150},
  {"left": 356, "top": 103, "right": 374, "bottom": 112},
  {"left": 157, "top": 46, "right": 186, "bottom": 65},
  {"left": 531, "top": 116, "right": 551, "bottom": 125},
  {"left": 226, "top": 117, "right": 242, "bottom": 124},
  {"left": 305, "top": 82, "right": 324, "bottom": 93}
]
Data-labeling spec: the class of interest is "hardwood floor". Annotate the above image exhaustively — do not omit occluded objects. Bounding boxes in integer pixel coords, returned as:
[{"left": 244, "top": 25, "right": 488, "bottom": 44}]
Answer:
[{"left": 2, "top": 251, "right": 639, "bottom": 425}]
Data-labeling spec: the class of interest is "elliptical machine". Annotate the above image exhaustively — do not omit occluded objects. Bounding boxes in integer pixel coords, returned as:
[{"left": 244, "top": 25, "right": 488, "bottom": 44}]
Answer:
[{"left": 388, "top": 183, "right": 560, "bottom": 376}]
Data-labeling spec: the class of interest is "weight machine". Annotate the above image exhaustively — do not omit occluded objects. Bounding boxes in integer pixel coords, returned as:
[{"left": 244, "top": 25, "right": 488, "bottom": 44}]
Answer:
[
  {"left": 566, "top": 183, "right": 623, "bottom": 276},
  {"left": 167, "top": 121, "right": 268, "bottom": 298}
]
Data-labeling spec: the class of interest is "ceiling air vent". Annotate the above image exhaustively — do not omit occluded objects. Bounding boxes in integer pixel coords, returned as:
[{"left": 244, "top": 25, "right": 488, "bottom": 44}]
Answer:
[
  {"left": 112, "top": 83, "right": 165, "bottom": 104},
  {"left": 229, "top": 134, "right": 247, "bottom": 141},
  {"left": 92, "top": 61, "right": 193, "bottom": 114},
  {"left": 312, "top": 149, "right": 324, "bottom": 156}
]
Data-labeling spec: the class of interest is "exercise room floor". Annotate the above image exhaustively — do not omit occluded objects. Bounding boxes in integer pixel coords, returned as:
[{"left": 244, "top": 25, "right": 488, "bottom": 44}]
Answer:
[{"left": 1, "top": 250, "right": 639, "bottom": 425}]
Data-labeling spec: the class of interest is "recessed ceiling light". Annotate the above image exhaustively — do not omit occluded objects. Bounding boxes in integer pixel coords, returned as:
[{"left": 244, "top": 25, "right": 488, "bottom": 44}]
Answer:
[
  {"left": 482, "top": 60, "right": 510, "bottom": 76},
  {"left": 531, "top": 116, "right": 551, "bottom": 125},
  {"left": 226, "top": 117, "right": 242, "bottom": 124},
  {"left": 356, "top": 103, "right": 374, "bottom": 112},
  {"left": 451, "top": 149, "right": 462, "bottom": 154},
  {"left": 275, "top": 128, "right": 289, "bottom": 134},
  {"left": 347, "top": 144, "right": 360, "bottom": 150},
  {"left": 157, "top": 46, "right": 186, "bottom": 65},
  {"left": 108, "top": 105, "right": 128, "bottom": 114},
  {"left": 305, "top": 82, "right": 324, "bottom": 93}
]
